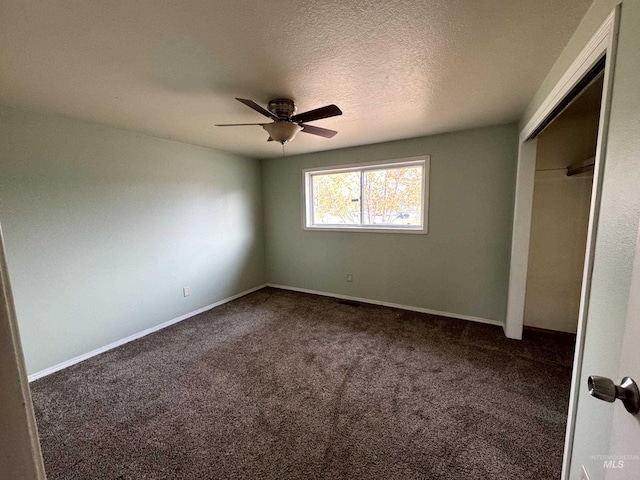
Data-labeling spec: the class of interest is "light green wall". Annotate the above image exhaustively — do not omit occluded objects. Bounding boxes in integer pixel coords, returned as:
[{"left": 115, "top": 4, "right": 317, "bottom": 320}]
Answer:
[
  {"left": 0, "top": 106, "right": 266, "bottom": 375},
  {"left": 262, "top": 124, "right": 518, "bottom": 322},
  {"left": 521, "top": 1, "right": 640, "bottom": 479}
]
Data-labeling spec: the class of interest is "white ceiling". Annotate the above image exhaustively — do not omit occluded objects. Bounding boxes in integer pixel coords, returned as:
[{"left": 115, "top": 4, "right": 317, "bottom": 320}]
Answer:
[{"left": 0, "top": 0, "right": 592, "bottom": 159}]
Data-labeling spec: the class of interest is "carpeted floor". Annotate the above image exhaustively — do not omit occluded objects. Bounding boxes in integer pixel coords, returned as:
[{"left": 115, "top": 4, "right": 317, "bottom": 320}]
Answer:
[{"left": 31, "top": 287, "right": 575, "bottom": 479}]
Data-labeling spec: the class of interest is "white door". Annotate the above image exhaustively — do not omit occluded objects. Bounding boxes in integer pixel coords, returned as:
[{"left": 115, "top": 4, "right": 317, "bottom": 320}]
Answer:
[{"left": 601, "top": 224, "right": 640, "bottom": 479}]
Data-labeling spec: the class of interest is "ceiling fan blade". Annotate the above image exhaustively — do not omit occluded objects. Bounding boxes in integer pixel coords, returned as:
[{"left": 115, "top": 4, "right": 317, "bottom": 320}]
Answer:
[
  {"left": 291, "top": 104, "right": 342, "bottom": 123},
  {"left": 235, "top": 98, "right": 279, "bottom": 120},
  {"left": 300, "top": 124, "right": 338, "bottom": 138},
  {"left": 215, "top": 123, "right": 266, "bottom": 126}
]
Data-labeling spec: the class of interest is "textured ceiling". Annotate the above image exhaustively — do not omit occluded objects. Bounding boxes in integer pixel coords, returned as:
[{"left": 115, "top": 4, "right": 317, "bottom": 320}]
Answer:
[{"left": 0, "top": 0, "right": 593, "bottom": 159}]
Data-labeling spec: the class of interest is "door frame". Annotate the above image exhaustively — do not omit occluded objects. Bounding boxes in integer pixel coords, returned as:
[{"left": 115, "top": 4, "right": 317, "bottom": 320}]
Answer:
[
  {"left": 0, "top": 224, "right": 47, "bottom": 479},
  {"left": 503, "top": 6, "right": 620, "bottom": 478}
]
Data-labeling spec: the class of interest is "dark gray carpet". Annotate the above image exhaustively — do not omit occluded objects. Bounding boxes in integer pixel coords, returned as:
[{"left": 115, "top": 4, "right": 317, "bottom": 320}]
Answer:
[{"left": 31, "top": 287, "right": 574, "bottom": 479}]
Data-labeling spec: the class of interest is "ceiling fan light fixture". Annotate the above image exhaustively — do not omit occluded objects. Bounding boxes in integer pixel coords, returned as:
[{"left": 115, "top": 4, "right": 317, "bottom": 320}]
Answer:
[{"left": 262, "top": 122, "right": 302, "bottom": 144}]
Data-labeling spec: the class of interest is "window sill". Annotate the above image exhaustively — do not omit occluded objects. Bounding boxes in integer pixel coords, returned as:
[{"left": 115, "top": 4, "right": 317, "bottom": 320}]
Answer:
[{"left": 303, "top": 225, "right": 428, "bottom": 234}]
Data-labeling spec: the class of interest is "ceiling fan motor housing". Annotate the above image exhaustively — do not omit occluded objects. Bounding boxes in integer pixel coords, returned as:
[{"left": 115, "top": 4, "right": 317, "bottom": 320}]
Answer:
[{"left": 268, "top": 98, "right": 296, "bottom": 120}]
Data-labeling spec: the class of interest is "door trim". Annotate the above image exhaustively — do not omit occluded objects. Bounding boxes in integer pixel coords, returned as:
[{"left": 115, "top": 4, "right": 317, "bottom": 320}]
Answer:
[
  {"left": 0, "top": 224, "right": 47, "bottom": 479},
  {"left": 504, "top": 6, "right": 620, "bottom": 479}
]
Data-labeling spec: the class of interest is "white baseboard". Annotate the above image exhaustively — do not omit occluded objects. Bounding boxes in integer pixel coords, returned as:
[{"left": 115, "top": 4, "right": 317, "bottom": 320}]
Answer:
[
  {"left": 28, "top": 284, "right": 267, "bottom": 382},
  {"left": 29, "top": 283, "right": 503, "bottom": 382},
  {"left": 266, "top": 283, "right": 503, "bottom": 327}
]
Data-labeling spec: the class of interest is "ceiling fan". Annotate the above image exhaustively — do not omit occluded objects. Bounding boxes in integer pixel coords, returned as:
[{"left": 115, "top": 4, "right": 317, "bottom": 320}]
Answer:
[{"left": 216, "top": 98, "right": 342, "bottom": 144}]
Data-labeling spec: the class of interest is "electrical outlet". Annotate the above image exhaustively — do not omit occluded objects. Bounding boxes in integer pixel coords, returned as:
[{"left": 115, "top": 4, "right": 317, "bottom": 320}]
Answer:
[
  {"left": 581, "top": 465, "right": 590, "bottom": 480},
  {"left": 346, "top": 273, "right": 353, "bottom": 282},
  {"left": 183, "top": 286, "right": 191, "bottom": 297}
]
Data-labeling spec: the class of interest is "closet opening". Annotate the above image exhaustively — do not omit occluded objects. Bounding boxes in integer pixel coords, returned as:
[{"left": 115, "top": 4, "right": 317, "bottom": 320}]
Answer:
[{"left": 523, "top": 72, "right": 604, "bottom": 337}]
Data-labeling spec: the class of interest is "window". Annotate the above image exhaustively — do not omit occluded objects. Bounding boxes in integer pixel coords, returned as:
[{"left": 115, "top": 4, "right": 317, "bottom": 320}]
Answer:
[{"left": 303, "top": 156, "right": 429, "bottom": 233}]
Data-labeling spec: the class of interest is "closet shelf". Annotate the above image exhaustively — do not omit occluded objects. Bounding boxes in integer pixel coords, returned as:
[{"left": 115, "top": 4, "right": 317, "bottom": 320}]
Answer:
[{"left": 567, "top": 156, "right": 595, "bottom": 176}]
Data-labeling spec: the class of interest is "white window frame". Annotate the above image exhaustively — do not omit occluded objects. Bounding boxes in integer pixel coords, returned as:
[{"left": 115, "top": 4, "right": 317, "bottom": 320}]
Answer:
[{"left": 302, "top": 155, "right": 430, "bottom": 234}]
